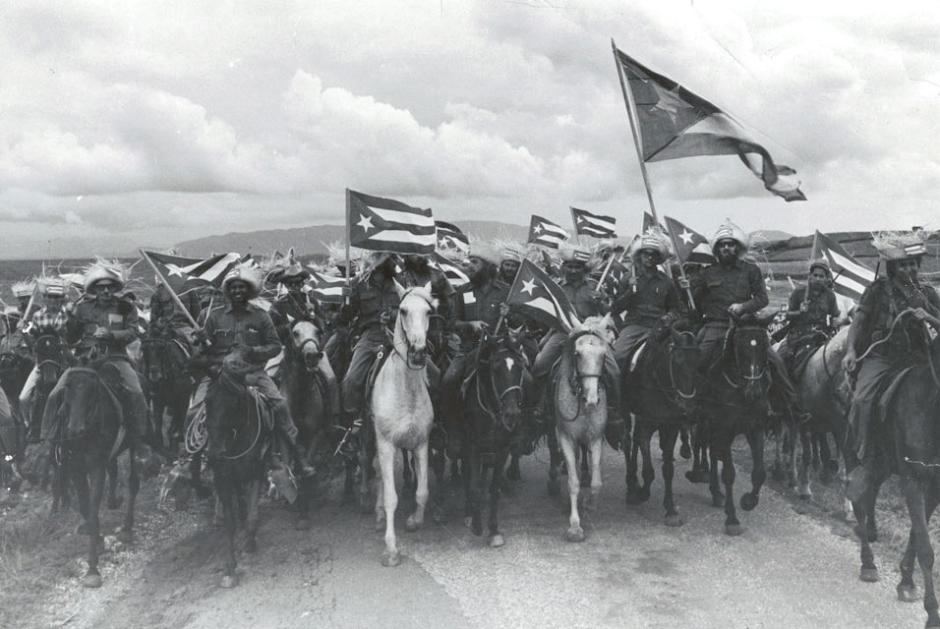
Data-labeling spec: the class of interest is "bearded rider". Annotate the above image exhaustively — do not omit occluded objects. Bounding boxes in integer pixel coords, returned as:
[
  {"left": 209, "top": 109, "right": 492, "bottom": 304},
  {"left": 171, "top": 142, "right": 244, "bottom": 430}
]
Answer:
[{"left": 779, "top": 259, "right": 840, "bottom": 375}]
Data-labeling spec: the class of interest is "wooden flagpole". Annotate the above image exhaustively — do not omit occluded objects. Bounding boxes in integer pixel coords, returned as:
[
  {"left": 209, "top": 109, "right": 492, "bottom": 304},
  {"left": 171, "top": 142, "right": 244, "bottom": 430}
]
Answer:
[
  {"left": 803, "top": 230, "right": 820, "bottom": 306},
  {"left": 344, "top": 189, "right": 352, "bottom": 305},
  {"left": 138, "top": 249, "right": 200, "bottom": 329}
]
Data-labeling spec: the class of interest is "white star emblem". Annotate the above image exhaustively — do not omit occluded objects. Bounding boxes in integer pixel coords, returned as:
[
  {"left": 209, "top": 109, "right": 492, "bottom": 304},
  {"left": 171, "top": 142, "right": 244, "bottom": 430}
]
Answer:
[
  {"left": 533, "top": 223, "right": 543, "bottom": 234},
  {"left": 647, "top": 81, "right": 690, "bottom": 124},
  {"left": 521, "top": 279, "right": 537, "bottom": 295},
  {"left": 357, "top": 214, "right": 374, "bottom": 232},
  {"left": 165, "top": 264, "right": 185, "bottom": 277},
  {"left": 679, "top": 229, "right": 694, "bottom": 245}
]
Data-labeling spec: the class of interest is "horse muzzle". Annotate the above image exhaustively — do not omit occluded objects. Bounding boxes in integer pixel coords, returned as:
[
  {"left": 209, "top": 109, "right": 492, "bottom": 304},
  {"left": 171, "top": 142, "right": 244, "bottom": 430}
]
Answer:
[{"left": 303, "top": 350, "right": 323, "bottom": 371}]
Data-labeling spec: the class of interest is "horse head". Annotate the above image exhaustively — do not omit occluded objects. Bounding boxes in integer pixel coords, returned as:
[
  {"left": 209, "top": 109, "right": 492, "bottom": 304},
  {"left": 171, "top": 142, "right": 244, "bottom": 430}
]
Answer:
[
  {"left": 569, "top": 314, "right": 615, "bottom": 408},
  {"left": 141, "top": 337, "right": 168, "bottom": 384},
  {"left": 393, "top": 280, "right": 438, "bottom": 368},
  {"left": 34, "top": 334, "right": 66, "bottom": 387},
  {"left": 728, "top": 318, "right": 771, "bottom": 403},
  {"left": 479, "top": 332, "right": 527, "bottom": 430},
  {"left": 290, "top": 319, "right": 323, "bottom": 372},
  {"left": 666, "top": 323, "right": 701, "bottom": 413}
]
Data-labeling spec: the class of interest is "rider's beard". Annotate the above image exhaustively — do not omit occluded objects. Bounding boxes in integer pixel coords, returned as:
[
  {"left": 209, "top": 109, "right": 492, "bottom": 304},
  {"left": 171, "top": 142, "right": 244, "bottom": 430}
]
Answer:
[{"left": 718, "top": 250, "right": 737, "bottom": 266}]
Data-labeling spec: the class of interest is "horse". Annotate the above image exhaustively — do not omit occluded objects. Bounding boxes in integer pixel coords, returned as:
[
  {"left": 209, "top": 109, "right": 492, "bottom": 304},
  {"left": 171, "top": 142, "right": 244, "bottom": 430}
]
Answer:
[
  {"left": 369, "top": 282, "right": 437, "bottom": 567},
  {"left": 204, "top": 354, "right": 275, "bottom": 588},
  {"left": 699, "top": 317, "right": 772, "bottom": 536},
  {"left": 847, "top": 330, "right": 940, "bottom": 628},
  {"left": 0, "top": 388, "right": 23, "bottom": 492},
  {"left": 622, "top": 320, "right": 701, "bottom": 526},
  {"left": 280, "top": 319, "right": 330, "bottom": 528},
  {"left": 461, "top": 329, "right": 527, "bottom": 548},
  {"left": 41, "top": 363, "right": 140, "bottom": 588},
  {"left": 140, "top": 332, "right": 193, "bottom": 451},
  {"left": 551, "top": 314, "right": 615, "bottom": 543},
  {"left": 28, "top": 334, "right": 71, "bottom": 509}
]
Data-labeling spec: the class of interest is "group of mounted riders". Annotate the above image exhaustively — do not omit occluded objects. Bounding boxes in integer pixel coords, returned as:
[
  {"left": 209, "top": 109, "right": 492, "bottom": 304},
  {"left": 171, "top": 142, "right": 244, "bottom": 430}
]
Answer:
[{"left": 1, "top": 222, "right": 938, "bottom": 589}]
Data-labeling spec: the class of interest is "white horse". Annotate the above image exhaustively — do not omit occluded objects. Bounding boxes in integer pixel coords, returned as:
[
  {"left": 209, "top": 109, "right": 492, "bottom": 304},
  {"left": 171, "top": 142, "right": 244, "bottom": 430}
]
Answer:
[
  {"left": 554, "top": 314, "right": 615, "bottom": 543},
  {"left": 372, "top": 281, "right": 437, "bottom": 567}
]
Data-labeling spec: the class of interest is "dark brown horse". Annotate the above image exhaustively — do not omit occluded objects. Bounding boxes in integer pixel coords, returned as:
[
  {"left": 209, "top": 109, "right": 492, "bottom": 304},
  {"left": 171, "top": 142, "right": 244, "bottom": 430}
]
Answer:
[
  {"left": 204, "top": 361, "right": 274, "bottom": 588},
  {"left": 30, "top": 334, "right": 72, "bottom": 510},
  {"left": 850, "top": 330, "right": 940, "bottom": 628},
  {"left": 622, "top": 321, "right": 700, "bottom": 526},
  {"left": 461, "top": 330, "right": 528, "bottom": 548},
  {"left": 700, "top": 318, "right": 772, "bottom": 536},
  {"left": 140, "top": 333, "right": 193, "bottom": 451},
  {"left": 42, "top": 364, "right": 140, "bottom": 588}
]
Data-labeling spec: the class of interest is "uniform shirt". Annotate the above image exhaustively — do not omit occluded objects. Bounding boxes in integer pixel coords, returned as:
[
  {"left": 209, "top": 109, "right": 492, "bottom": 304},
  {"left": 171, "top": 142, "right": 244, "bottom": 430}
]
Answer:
[
  {"left": 270, "top": 292, "right": 323, "bottom": 342},
  {"left": 611, "top": 268, "right": 681, "bottom": 327},
  {"left": 691, "top": 259, "right": 768, "bottom": 321},
  {"left": 203, "top": 302, "right": 281, "bottom": 368},
  {"left": 25, "top": 306, "right": 70, "bottom": 338},
  {"left": 786, "top": 285, "right": 839, "bottom": 335},
  {"left": 67, "top": 297, "right": 140, "bottom": 356},
  {"left": 338, "top": 270, "right": 403, "bottom": 336},
  {"left": 452, "top": 279, "right": 510, "bottom": 348},
  {"left": 559, "top": 277, "right": 606, "bottom": 320},
  {"left": 855, "top": 276, "right": 940, "bottom": 358}
]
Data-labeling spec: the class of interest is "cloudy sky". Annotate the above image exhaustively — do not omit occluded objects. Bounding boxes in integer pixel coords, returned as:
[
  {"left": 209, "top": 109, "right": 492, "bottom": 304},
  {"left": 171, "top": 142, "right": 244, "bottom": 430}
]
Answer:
[{"left": 1, "top": 0, "right": 937, "bottom": 257}]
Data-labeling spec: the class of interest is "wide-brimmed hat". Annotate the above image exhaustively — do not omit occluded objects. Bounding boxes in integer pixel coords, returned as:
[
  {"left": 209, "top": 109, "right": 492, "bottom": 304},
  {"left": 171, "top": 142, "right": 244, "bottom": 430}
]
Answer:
[
  {"left": 40, "top": 277, "right": 67, "bottom": 296},
  {"left": 872, "top": 231, "right": 930, "bottom": 261},
  {"left": 468, "top": 241, "right": 500, "bottom": 266},
  {"left": 710, "top": 221, "right": 749, "bottom": 257},
  {"left": 222, "top": 262, "right": 263, "bottom": 296},
  {"left": 83, "top": 260, "right": 127, "bottom": 292},
  {"left": 274, "top": 249, "right": 310, "bottom": 284},
  {"left": 11, "top": 280, "right": 35, "bottom": 298},
  {"left": 632, "top": 229, "right": 672, "bottom": 261}
]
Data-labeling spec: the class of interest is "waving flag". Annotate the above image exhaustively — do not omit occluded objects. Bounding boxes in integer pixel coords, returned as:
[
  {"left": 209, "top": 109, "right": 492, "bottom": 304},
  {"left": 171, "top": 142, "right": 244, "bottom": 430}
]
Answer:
[
  {"left": 527, "top": 215, "right": 569, "bottom": 249},
  {"left": 308, "top": 270, "right": 346, "bottom": 304},
  {"left": 430, "top": 252, "right": 470, "bottom": 290},
  {"left": 142, "top": 251, "right": 241, "bottom": 295},
  {"left": 571, "top": 207, "right": 617, "bottom": 238},
  {"left": 663, "top": 216, "right": 715, "bottom": 265},
  {"left": 435, "top": 221, "right": 469, "bottom": 254},
  {"left": 811, "top": 231, "right": 875, "bottom": 302},
  {"left": 506, "top": 259, "right": 579, "bottom": 332},
  {"left": 614, "top": 46, "right": 806, "bottom": 202},
  {"left": 347, "top": 189, "right": 436, "bottom": 254},
  {"left": 642, "top": 212, "right": 667, "bottom": 235}
]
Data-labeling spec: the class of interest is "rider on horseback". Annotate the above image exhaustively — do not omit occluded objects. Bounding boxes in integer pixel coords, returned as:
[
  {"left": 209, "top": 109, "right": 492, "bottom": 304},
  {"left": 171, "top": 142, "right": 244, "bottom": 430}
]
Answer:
[
  {"left": 19, "top": 277, "right": 72, "bottom": 441},
  {"left": 149, "top": 278, "right": 201, "bottom": 346},
  {"left": 193, "top": 262, "right": 315, "bottom": 477},
  {"left": 268, "top": 257, "right": 341, "bottom": 423},
  {"left": 843, "top": 231, "right": 940, "bottom": 500},
  {"left": 779, "top": 259, "right": 840, "bottom": 376}
]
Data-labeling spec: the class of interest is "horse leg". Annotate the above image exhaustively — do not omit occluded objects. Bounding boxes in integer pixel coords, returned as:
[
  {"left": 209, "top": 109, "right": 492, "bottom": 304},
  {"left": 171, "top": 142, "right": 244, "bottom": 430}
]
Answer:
[
  {"left": 771, "top": 428, "right": 786, "bottom": 483},
  {"left": 708, "top": 430, "right": 724, "bottom": 508},
  {"left": 190, "top": 452, "right": 211, "bottom": 499},
  {"left": 797, "top": 425, "right": 813, "bottom": 500},
  {"left": 584, "top": 437, "right": 602, "bottom": 513},
  {"left": 376, "top": 440, "right": 400, "bottom": 567},
  {"left": 741, "top": 428, "right": 766, "bottom": 512},
  {"left": 153, "top": 397, "right": 166, "bottom": 449},
  {"left": 819, "top": 431, "right": 838, "bottom": 485},
  {"left": 462, "top": 451, "right": 474, "bottom": 528},
  {"left": 487, "top": 450, "right": 507, "bottom": 548},
  {"left": 660, "top": 425, "right": 682, "bottom": 526},
  {"left": 638, "top": 422, "right": 654, "bottom": 503},
  {"left": 429, "top": 444, "right": 446, "bottom": 524},
  {"left": 902, "top": 477, "right": 940, "bottom": 627},
  {"left": 244, "top": 478, "right": 260, "bottom": 554},
  {"left": 217, "top": 480, "right": 239, "bottom": 588},
  {"left": 899, "top": 527, "right": 920, "bottom": 602},
  {"left": 118, "top": 446, "right": 139, "bottom": 543},
  {"left": 625, "top": 421, "right": 642, "bottom": 505},
  {"left": 686, "top": 423, "right": 708, "bottom": 483},
  {"left": 343, "top": 456, "right": 356, "bottom": 498},
  {"left": 558, "top": 433, "right": 584, "bottom": 542},
  {"left": 719, "top": 434, "right": 742, "bottom": 536},
  {"left": 106, "top": 458, "right": 122, "bottom": 510},
  {"left": 546, "top": 426, "right": 561, "bottom": 497},
  {"left": 450, "top": 456, "right": 461, "bottom": 485},
  {"left": 357, "top": 428, "right": 373, "bottom": 513},
  {"left": 679, "top": 425, "right": 691, "bottom": 460},
  {"left": 401, "top": 448, "right": 415, "bottom": 502},
  {"left": 82, "top": 461, "right": 106, "bottom": 588},
  {"left": 853, "top": 483, "right": 879, "bottom": 582},
  {"left": 72, "top": 456, "right": 90, "bottom": 530},
  {"left": 405, "top": 444, "right": 429, "bottom": 533},
  {"left": 579, "top": 444, "right": 590, "bottom": 488},
  {"left": 506, "top": 454, "right": 521, "bottom": 482}
]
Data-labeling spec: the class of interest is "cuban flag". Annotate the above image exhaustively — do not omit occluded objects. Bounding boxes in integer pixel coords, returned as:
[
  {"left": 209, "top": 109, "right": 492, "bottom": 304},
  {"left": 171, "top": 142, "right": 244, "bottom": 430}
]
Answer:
[
  {"left": 663, "top": 216, "right": 715, "bottom": 265},
  {"left": 308, "top": 270, "right": 346, "bottom": 304},
  {"left": 811, "top": 231, "right": 876, "bottom": 302},
  {"left": 141, "top": 251, "right": 242, "bottom": 295},
  {"left": 430, "top": 252, "right": 470, "bottom": 290},
  {"left": 347, "top": 189, "right": 436, "bottom": 254},
  {"left": 527, "top": 215, "right": 570, "bottom": 249},
  {"left": 571, "top": 207, "right": 617, "bottom": 238},
  {"left": 435, "top": 220, "right": 470, "bottom": 254},
  {"left": 506, "top": 259, "right": 580, "bottom": 332}
]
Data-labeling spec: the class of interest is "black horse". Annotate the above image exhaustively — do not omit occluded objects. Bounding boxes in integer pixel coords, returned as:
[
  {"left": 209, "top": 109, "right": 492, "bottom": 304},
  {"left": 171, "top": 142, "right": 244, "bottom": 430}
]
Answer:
[
  {"left": 140, "top": 333, "right": 193, "bottom": 451},
  {"left": 204, "top": 359, "right": 274, "bottom": 588},
  {"left": 699, "top": 317, "right": 772, "bottom": 536},
  {"left": 29, "top": 334, "right": 72, "bottom": 509},
  {"left": 42, "top": 363, "right": 140, "bottom": 588},
  {"left": 622, "top": 321, "right": 701, "bottom": 525},
  {"left": 461, "top": 331, "right": 528, "bottom": 548}
]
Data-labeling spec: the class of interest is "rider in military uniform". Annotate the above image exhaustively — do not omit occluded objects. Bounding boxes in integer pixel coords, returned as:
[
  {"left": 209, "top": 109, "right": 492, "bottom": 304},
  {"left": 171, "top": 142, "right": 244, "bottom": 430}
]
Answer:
[
  {"left": 843, "top": 232, "right": 940, "bottom": 500},
  {"left": 194, "top": 263, "right": 315, "bottom": 477},
  {"left": 268, "top": 258, "right": 341, "bottom": 423},
  {"left": 149, "top": 280, "right": 201, "bottom": 345},
  {"left": 779, "top": 259, "right": 840, "bottom": 375}
]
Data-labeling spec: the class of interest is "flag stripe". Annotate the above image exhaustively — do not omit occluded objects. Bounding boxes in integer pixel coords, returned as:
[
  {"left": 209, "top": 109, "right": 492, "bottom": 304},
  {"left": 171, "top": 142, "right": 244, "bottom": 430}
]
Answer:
[
  {"left": 369, "top": 206, "right": 435, "bottom": 228},
  {"left": 826, "top": 249, "right": 876, "bottom": 282}
]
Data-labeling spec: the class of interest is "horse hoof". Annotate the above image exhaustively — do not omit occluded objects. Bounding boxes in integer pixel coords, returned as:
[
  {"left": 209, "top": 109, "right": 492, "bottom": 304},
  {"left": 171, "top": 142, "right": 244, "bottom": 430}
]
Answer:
[
  {"left": 82, "top": 574, "right": 103, "bottom": 589},
  {"left": 859, "top": 567, "right": 879, "bottom": 583},
  {"left": 245, "top": 539, "right": 257, "bottom": 554},
  {"left": 724, "top": 523, "right": 744, "bottom": 537},
  {"left": 740, "top": 493, "right": 759, "bottom": 512},
  {"left": 220, "top": 574, "right": 239, "bottom": 588},
  {"left": 711, "top": 494, "right": 725, "bottom": 508},
  {"left": 405, "top": 515, "right": 422, "bottom": 532},
  {"left": 295, "top": 518, "right": 312, "bottom": 531},
  {"left": 637, "top": 487, "right": 651, "bottom": 503},
  {"left": 381, "top": 551, "right": 401, "bottom": 567},
  {"left": 488, "top": 534, "right": 505, "bottom": 548},
  {"left": 896, "top": 584, "right": 919, "bottom": 602},
  {"left": 565, "top": 527, "right": 585, "bottom": 543},
  {"left": 664, "top": 514, "right": 684, "bottom": 527},
  {"left": 547, "top": 479, "right": 560, "bottom": 497},
  {"left": 680, "top": 443, "right": 692, "bottom": 460}
]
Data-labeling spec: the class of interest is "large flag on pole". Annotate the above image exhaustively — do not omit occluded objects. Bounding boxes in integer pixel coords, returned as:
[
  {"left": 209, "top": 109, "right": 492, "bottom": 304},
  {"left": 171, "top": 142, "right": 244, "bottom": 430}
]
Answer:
[
  {"left": 506, "top": 259, "right": 580, "bottom": 332},
  {"left": 435, "top": 220, "right": 469, "bottom": 254},
  {"left": 571, "top": 207, "right": 617, "bottom": 238},
  {"left": 527, "top": 215, "right": 570, "bottom": 249},
  {"left": 141, "top": 251, "right": 242, "bottom": 295},
  {"left": 430, "top": 252, "right": 470, "bottom": 290},
  {"left": 308, "top": 270, "right": 346, "bottom": 304},
  {"left": 663, "top": 216, "right": 715, "bottom": 265},
  {"left": 642, "top": 212, "right": 667, "bottom": 235},
  {"left": 810, "top": 231, "right": 876, "bottom": 302},
  {"left": 347, "top": 189, "right": 436, "bottom": 254},
  {"left": 614, "top": 47, "right": 806, "bottom": 202}
]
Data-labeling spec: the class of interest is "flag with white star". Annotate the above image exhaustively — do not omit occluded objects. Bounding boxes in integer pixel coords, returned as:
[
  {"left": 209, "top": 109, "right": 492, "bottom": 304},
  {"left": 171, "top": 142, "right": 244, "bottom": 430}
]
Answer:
[
  {"left": 811, "top": 230, "right": 875, "bottom": 303},
  {"left": 435, "top": 220, "right": 470, "bottom": 254},
  {"left": 527, "top": 214, "right": 570, "bottom": 249},
  {"left": 142, "top": 250, "right": 242, "bottom": 296},
  {"left": 429, "top": 252, "right": 470, "bottom": 290},
  {"left": 506, "top": 259, "right": 580, "bottom": 332},
  {"left": 663, "top": 216, "right": 715, "bottom": 265},
  {"left": 642, "top": 212, "right": 667, "bottom": 236},
  {"left": 347, "top": 189, "right": 436, "bottom": 254},
  {"left": 571, "top": 207, "right": 617, "bottom": 238},
  {"left": 614, "top": 47, "right": 806, "bottom": 202}
]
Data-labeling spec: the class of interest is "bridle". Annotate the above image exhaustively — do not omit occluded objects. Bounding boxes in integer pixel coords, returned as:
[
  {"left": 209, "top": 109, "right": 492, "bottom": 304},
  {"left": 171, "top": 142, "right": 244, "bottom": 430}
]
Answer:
[
  {"left": 475, "top": 338, "right": 526, "bottom": 432},
  {"left": 667, "top": 330, "right": 698, "bottom": 400},
  {"left": 391, "top": 288, "right": 435, "bottom": 371}
]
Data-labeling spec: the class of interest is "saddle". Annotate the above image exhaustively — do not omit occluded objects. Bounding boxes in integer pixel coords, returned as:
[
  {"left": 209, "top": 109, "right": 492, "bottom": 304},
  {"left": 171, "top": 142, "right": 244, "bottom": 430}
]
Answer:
[{"left": 361, "top": 344, "right": 393, "bottom": 421}]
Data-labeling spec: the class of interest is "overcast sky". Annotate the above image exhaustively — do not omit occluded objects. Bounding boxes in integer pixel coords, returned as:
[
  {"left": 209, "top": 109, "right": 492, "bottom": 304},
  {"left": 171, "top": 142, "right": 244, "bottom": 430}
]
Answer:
[{"left": 1, "top": 0, "right": 937, "bottom": 257}]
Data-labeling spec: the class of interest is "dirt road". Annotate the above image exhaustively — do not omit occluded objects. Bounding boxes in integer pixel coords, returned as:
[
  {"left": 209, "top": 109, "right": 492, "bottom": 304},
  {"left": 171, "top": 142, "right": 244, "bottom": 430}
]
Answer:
[{"left": 9, "top": 444, "right": 928, "bottom": 629}]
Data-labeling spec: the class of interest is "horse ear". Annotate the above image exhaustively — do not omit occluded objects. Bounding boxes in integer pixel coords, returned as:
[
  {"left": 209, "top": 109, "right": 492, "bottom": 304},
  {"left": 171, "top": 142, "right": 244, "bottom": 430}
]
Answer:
[
  {"left": 393, "top": 279, "right": 407, "bottom": 299},
  {"left": 423, "top": 281, "right": 432, "bottom": 294},
  {"left": 600, "top": 312, "right": 613, "bottom": 331}
]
